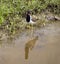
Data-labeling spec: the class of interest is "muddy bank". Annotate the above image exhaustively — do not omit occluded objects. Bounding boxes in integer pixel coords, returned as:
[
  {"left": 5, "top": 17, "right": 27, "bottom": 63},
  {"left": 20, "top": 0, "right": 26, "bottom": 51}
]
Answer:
[{"left": 0, "top": 12, "right": 60, "bottom": 42}]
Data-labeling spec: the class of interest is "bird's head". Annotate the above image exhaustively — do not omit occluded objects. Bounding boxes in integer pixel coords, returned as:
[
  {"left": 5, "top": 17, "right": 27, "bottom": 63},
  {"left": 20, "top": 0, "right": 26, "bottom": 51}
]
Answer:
[{"left": 26, "top": 10, "right": 31, "bottom": 15}]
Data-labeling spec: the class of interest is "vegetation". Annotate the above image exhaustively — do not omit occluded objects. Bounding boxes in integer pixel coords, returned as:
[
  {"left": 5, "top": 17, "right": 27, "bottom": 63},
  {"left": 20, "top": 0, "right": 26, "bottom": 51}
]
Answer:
[
  {"left": 0, "top": 0, "right": 60, "bottom": 23},
  {"left": 0, "top": 0, "right": 60, "bottom": 40}
]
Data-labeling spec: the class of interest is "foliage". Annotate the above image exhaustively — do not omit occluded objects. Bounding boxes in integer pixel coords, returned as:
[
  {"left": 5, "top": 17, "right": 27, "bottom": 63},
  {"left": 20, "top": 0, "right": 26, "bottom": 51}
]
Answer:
[
  {"left": 0, "top": 0, "right": 60, "bottom": 24},
  {"left": 0, "top": 0, "right": 60, "bottom": 40}
]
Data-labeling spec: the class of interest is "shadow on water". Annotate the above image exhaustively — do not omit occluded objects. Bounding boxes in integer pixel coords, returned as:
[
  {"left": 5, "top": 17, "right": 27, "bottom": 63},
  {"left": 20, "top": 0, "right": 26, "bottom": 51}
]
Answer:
[{"left": 25, "top": 36, "right": 39, "bottom": 59}]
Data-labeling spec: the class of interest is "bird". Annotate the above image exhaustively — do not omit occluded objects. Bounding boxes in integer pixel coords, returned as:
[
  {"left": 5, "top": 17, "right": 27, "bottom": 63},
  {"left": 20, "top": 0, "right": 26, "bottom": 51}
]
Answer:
[{"left": 26, "top": 11, "right": 38, "bottom": 24}]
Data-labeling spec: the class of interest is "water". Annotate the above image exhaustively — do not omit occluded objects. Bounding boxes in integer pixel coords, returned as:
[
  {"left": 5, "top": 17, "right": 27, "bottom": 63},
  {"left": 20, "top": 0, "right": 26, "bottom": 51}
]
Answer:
[{"left": 0, "top": 21, "right": 60, "bottom": 64}]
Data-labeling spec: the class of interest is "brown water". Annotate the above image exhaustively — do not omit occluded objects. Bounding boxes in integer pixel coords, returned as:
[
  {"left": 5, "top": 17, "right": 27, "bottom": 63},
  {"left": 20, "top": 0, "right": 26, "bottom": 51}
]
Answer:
[{"left": 0, "top": 22, "right": 60, "bottom": 64}]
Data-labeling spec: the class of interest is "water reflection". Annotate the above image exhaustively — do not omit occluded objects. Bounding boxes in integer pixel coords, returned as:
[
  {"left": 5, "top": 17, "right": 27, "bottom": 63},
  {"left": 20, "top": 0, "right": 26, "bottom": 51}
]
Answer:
[{"left": 25, "top": 36, "right": 38, "bottom": 59}]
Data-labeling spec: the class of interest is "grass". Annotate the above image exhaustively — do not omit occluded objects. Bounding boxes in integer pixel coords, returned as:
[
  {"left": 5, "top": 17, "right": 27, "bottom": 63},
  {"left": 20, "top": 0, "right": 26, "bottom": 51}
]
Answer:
[
  {"left": 0, "top": 0, "right": 60, "bottom": 40},
  {"left": 0, "top": 0, "right": 60, "bottom": 23}
]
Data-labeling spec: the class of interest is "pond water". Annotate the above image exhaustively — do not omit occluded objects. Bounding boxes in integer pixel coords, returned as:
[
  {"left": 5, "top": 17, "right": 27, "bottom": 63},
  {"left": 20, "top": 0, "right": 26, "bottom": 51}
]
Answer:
[{"left": 0, "top": 21, "right": 60, "bottom": 64}]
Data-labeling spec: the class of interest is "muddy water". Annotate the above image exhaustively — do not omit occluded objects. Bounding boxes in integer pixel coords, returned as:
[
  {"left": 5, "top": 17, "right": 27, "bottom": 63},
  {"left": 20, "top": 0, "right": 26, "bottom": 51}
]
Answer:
[{"left": 0, "top": 22, "right": 60, "bottom": 64}]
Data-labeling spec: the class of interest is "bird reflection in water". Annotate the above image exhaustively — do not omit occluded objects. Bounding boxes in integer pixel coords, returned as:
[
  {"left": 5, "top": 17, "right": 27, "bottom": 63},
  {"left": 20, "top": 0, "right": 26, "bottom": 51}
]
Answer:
[{"left": 25, "top": 36, "right": 38, "bottom": 59}]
